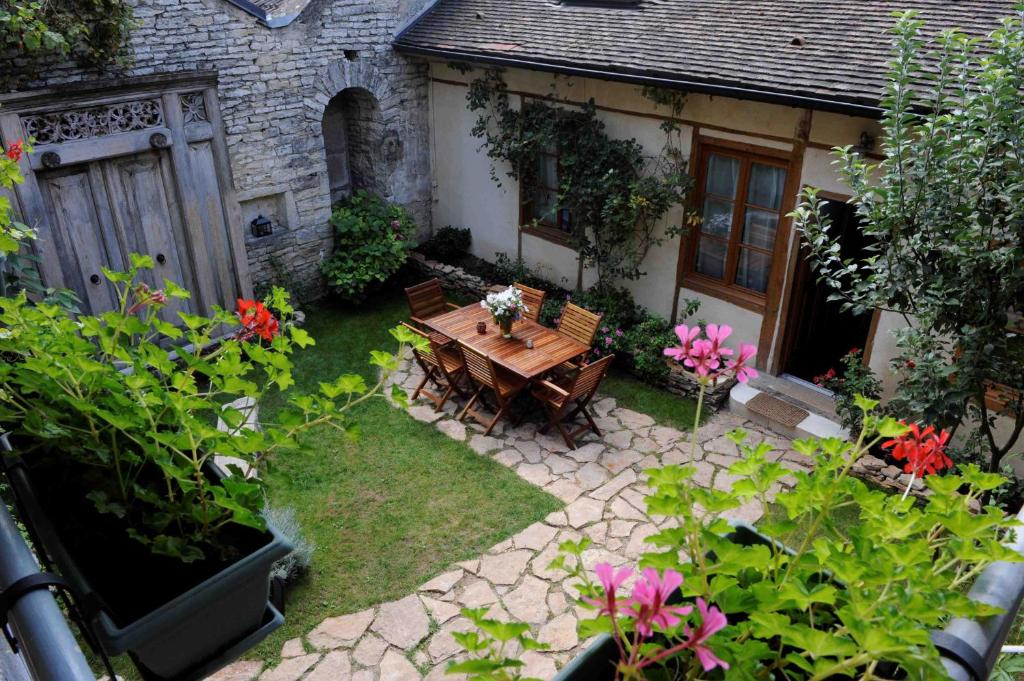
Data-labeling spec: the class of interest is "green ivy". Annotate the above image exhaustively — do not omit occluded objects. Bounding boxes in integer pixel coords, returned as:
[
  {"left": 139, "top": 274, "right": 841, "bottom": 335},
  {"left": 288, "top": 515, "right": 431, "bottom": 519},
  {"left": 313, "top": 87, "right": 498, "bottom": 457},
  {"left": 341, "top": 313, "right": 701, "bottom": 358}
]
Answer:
[
  {"left": 465, "top": 70, "right": 693, "bottom": 287},
  {"left": 0, "top": 0, "right": 136, "bottom": 85}
]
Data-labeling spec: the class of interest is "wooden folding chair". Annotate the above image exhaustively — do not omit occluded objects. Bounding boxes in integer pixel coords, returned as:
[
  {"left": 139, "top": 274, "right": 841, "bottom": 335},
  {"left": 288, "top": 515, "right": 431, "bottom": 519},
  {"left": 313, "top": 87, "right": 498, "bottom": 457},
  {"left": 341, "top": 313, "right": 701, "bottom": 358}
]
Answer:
[
  {"left": 553, "top": 302, "right": 603, "bottom": 372},
  {"left": 513, "top": 282, "right": 546, "bottom": 323},
  {"left": 532, "top": 354, "right": 615, "bottom": 449},
  {"left": 405, "top": 278, "right": 459, "bottom": 327},
  {"left": 400, "top": 322, "right": 468, "bottom": 412},
  {"left": 556, "top": 302, "right": 603, "bottom": 347},
  {"left": 456, "top": 341, "right": 529, "bottom": 436}
]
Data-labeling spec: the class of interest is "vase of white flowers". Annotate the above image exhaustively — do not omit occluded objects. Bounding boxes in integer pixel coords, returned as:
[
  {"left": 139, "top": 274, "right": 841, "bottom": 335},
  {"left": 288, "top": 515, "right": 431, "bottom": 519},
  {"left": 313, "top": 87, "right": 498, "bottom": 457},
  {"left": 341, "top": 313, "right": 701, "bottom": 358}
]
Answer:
[{"left": 481, "top": 286, "right": 528, "bottom": 339}]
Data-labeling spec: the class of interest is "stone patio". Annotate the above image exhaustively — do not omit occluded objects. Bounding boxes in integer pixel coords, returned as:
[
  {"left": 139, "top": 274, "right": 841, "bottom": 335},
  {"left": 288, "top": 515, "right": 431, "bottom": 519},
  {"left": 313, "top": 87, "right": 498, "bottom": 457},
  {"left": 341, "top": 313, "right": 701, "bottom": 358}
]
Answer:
[{"left": 209, "top": 357, "right": 808, "bottom": 681}]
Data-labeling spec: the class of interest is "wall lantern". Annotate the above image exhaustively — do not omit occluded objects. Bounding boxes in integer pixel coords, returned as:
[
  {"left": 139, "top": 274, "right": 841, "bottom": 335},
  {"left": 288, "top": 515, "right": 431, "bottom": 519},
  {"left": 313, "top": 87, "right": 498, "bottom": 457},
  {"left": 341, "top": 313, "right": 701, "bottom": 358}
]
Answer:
[{"left": 250, "top": 214, "right": 273, "bottom": 238}]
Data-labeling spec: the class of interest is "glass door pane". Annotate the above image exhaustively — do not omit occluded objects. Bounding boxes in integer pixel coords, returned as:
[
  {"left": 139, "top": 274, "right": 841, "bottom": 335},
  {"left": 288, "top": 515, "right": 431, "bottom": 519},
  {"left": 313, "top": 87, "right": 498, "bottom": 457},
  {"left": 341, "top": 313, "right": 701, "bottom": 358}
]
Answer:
[
  {"left": 736, "top": 248, "right": 772, "bottom": 292},
  {"left": 696, "top": 239, "right": 728, "bottom": 279},
  {"left": 741, "top": 208, "right": 779, "bottom": 249},
  {"left": 747, "top": 163, "right": 786, "bottom": 209},
  {"left": 705, "top": 154, "right": 739, "bottom": 197}
]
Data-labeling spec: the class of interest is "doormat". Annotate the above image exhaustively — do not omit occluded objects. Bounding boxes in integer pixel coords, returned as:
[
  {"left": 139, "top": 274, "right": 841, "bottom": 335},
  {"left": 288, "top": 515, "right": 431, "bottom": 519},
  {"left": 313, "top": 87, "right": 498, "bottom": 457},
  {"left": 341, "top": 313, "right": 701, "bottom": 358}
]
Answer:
[{"left": 746, "top": 392, "right": 809, "bottom": 428}]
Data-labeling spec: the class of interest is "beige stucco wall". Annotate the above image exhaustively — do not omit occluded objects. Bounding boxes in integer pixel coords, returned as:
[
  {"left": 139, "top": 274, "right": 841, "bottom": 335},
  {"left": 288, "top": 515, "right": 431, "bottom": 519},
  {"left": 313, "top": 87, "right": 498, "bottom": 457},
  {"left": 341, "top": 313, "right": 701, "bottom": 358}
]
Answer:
[{"left": 427, "top": 61, "right": 897, "bottom": 366}]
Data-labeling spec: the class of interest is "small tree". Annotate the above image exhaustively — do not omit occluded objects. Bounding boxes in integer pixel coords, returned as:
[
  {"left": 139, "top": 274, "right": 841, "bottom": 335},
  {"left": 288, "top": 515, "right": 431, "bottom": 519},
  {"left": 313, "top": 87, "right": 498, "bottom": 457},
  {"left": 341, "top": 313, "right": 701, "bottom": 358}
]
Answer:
[{"left": 791, "top": 11, "right": 1024, "bottom": 475}]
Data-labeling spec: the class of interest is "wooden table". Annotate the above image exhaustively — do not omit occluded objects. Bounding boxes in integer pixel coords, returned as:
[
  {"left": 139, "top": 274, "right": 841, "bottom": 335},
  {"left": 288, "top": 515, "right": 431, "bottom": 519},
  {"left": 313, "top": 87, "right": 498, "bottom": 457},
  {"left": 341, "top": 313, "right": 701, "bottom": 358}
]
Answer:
[{"left": 424, "top": 304, "right": 590, "bottom": 379}]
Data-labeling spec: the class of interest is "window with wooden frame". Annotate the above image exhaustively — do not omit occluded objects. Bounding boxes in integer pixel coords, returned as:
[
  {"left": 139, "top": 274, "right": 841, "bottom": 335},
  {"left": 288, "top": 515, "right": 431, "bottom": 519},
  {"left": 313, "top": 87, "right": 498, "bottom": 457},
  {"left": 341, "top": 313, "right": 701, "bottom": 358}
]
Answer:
[
  {"left": 687, "top": 143, "right": 790, "bottom": 308},
  {"left": 520, "top": 144, "right": 573, "bottom": 245}
]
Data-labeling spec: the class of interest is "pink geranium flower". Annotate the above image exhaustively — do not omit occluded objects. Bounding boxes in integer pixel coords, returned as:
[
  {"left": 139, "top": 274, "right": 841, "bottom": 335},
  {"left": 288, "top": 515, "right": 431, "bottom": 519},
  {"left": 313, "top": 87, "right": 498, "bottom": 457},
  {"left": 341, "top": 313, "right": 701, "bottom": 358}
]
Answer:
[
  {"left": 663, "top": 324, "right": 700, "bottom": 362},
  {"left": 705, "top": 323, "right": 734, "bottom": 358},
  {"left": 685, "top": 598, "right": 730, "bottom": 671},
  {"left": 727, "top": 343, "right": 759, "bottom": 383},
  {"left": 585, "top": 562, "right": 633, "bottom": 617},
  {"left": 623, "top": 568, "right": 692, "bottom": 638},
  {"left": 684, "top": 338, "right": 720, "bottom": 377}
]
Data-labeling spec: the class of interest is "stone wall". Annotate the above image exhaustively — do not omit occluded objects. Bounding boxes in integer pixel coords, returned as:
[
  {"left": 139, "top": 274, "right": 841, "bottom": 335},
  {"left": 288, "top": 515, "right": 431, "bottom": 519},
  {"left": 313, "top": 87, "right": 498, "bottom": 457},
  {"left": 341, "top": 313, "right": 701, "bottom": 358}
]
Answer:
[{"left": 5, "top": 0, "right": 434, "bottom": 301}]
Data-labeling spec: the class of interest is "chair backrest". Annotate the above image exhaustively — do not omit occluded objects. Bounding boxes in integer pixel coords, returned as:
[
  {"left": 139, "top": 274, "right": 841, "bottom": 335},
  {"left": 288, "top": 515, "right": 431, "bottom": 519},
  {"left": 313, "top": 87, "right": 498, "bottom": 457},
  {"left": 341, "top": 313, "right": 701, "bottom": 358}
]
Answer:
[
  {"left": 457, "top": 341, "right": 497, "bottom": 388},
  {"left": 405, "top": 278, "right": 448, "bottom": 321},
  {"left": 514, "top": 282, "right": 546, "bottom": 323},
  {"left": 400, "top": 322, "right": 441, "bottom": 369},
  {"left": 557, "top": 302, "right": 603, "bottom": 347},
  {"left": 568, "top": 354, "right": 615, "bottom": 401}
]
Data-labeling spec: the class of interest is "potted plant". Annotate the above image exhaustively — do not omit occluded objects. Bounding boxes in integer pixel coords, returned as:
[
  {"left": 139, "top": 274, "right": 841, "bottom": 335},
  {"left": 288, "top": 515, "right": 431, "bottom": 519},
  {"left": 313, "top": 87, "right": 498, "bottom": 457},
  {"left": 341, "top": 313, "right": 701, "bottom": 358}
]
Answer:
[
  {"left": 447, "top": 321, "right": 1021, "bottom": 680},
  {"left": 0, "top": 258, "right": 424, "bottom": 678},
  {"left": 482, "top": 286, "right": 529, "bottom": 339}
]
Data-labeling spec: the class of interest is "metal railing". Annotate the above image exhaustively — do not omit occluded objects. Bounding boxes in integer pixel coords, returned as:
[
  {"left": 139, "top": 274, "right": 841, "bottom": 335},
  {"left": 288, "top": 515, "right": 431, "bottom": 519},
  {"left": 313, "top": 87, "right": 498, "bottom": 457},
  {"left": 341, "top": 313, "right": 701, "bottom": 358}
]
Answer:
[
  {"left": 0, "top": 496, "right": 95, "bottom": 681},
  {"left": 936, "top": 505, "right": 1024, "bottom": 681}
]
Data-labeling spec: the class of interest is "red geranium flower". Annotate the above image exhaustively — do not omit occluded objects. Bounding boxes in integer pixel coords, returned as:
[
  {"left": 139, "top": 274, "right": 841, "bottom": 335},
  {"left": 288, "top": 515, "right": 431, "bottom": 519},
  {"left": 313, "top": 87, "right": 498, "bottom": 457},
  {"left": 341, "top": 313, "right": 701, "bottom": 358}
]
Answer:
[
  {"left": 5, "top": 140, "right": 24, "bottom": 162},
  {"left": 883, "top": 422, "right": 952, "bottom": 477},
  {"left": 237, "top": 298, "right": 280, "bottom": 341}
]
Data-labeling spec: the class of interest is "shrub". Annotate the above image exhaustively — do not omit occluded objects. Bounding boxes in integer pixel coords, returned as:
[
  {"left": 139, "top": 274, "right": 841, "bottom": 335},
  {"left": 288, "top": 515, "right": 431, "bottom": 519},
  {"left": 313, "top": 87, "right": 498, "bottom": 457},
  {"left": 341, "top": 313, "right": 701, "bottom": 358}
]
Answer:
[
  {"left": 420, "top": 225, "right": 471, "bottom": 263},
  {"left": 490, "top": 252, "right": 563, "bottom": 292},
  {"left": 813, "top": 348, "right": 882, "bottom": 434},
  {"left": 321, "top": 191, "right": 416, "bottom": 300},
  {"left": 622, "top": 315, "right": 677, "bottom": 383}
]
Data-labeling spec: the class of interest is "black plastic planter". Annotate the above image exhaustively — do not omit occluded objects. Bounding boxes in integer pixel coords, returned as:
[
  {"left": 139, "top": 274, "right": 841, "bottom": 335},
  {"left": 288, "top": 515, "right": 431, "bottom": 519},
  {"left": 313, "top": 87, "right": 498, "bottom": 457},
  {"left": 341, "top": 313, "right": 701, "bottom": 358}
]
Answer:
[{"left": 1, "top": 455, "right": 292, "bottom": 681}]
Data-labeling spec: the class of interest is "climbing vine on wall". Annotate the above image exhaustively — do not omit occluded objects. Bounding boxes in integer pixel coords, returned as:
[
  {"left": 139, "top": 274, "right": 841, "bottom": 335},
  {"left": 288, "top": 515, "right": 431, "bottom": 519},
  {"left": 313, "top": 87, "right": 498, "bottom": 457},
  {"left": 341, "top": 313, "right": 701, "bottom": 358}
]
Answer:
[
  {"left": 465, "top": 68, "right": 694, "bottom": 288},
  {"left": 0, "top": 0, "right": 135, "bottom": 86}
]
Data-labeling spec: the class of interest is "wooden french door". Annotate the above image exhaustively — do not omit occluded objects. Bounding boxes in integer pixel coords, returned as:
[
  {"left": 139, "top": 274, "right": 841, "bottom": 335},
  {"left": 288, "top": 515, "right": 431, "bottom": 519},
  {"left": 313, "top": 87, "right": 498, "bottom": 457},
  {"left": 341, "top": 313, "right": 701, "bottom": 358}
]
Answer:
[{"left": 0, "top": 75, "right": 251, "bottom": 318}]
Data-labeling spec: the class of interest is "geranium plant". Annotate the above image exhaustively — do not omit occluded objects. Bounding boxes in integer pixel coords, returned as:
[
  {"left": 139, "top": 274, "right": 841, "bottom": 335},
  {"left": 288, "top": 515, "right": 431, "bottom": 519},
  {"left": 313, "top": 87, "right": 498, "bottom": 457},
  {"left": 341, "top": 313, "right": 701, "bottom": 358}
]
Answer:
[
  {"left": 0, "top": 257, "right": 424, "bottom": 562},
  {"left": 450, "top": 322, "right": 1021, "bottom": 680}
]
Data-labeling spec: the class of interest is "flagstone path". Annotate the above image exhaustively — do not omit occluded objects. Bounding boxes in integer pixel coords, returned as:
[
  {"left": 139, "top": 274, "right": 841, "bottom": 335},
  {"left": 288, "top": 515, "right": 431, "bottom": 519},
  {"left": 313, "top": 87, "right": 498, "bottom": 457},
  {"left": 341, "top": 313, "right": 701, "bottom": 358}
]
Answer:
[{"left": 209, "top": 358, "right": 808, "bottom": 681}]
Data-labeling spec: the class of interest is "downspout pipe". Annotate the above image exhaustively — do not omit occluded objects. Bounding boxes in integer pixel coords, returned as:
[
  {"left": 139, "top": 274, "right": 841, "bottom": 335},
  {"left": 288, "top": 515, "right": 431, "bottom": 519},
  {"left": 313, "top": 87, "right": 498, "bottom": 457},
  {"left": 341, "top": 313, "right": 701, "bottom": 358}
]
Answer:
[{"left": 934, "top": 505, "right": 1024, "bottom": 681}]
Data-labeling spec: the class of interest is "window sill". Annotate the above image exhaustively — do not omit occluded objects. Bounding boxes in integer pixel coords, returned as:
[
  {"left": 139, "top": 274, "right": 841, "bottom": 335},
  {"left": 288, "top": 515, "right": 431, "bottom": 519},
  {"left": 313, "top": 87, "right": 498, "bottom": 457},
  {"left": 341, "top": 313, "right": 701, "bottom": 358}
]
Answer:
[
  {"left": 521, "top": 224, "right": 575, "bottom": 249},
  {"left": 681, "top": 273, "right": 767, "bottom": 314}
]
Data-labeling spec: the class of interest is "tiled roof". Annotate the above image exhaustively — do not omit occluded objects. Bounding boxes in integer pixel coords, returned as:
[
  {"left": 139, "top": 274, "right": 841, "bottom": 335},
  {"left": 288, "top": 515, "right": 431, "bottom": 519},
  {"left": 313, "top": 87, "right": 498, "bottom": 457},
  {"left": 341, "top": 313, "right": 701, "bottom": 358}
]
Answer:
[{"left": 395, "top": 0, "right": 1016, "bottom": 114}]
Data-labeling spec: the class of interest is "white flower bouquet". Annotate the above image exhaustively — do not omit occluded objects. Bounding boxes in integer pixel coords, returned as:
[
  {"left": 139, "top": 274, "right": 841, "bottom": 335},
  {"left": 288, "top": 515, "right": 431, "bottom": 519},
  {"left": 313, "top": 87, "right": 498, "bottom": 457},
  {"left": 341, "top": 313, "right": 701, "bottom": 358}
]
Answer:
[{"left": 481, "top": 286, "right": 529, "bottom": 338}]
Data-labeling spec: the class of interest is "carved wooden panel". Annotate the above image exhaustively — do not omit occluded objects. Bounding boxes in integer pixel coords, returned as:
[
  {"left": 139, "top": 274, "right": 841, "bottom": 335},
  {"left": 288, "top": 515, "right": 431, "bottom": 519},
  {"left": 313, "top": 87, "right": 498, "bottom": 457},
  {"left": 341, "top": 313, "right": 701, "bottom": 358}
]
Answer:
[{"left": 21, "top": 99, "right": 164, "bottom": 144}]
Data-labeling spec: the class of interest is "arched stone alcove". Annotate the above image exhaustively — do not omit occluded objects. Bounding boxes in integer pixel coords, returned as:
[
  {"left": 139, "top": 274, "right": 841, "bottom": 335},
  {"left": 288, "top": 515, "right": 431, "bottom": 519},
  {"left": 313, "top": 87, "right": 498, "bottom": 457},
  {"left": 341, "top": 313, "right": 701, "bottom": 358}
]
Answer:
[{"left": 321, "top": 87, "right": 386, "bottom": 205}]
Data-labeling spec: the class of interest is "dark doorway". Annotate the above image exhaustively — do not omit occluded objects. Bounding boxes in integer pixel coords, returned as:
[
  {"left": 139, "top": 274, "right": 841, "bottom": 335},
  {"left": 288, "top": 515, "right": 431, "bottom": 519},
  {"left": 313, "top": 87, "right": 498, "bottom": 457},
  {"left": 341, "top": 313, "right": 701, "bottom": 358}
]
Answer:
[{"left": 780, "top": 197, "right": 874, "bottom": 383}]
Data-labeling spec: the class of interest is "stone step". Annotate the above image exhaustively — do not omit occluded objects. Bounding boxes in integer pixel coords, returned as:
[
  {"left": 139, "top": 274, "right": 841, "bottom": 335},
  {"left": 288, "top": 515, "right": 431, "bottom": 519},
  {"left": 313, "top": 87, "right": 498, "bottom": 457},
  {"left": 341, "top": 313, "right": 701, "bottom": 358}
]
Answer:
[{"left": 729, "top": 382, "right": 848, "bottom": 442}]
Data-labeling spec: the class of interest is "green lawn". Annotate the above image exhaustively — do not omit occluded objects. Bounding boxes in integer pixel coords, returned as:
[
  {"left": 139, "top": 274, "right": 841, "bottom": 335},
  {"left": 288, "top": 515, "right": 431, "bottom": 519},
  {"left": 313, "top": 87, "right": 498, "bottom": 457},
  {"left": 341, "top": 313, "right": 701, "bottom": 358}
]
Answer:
[
  {"left": 601, "top": 369, "right": 703, "bottom": 431},
  {"left": 250, "top": 288, "right": 562, "bottom": 661}
]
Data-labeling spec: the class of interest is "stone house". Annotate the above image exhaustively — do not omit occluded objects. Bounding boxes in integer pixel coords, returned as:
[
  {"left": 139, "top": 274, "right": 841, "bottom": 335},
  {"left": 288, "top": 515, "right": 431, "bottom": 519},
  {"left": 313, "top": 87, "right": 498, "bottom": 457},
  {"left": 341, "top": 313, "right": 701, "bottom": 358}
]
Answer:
[{"left": 1, "top": 0, "right": 434, "bottom": 307}]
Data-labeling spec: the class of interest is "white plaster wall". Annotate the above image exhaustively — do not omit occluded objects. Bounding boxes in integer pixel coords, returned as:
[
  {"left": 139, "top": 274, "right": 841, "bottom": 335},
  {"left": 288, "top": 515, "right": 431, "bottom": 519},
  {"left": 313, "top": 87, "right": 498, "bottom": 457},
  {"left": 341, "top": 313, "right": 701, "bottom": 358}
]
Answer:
[
  {"left": 679, "top": 288, "right": 764, "bottom": 347},
  {"left": 429, "top": 80, "right": 519, "bottom": 262}
]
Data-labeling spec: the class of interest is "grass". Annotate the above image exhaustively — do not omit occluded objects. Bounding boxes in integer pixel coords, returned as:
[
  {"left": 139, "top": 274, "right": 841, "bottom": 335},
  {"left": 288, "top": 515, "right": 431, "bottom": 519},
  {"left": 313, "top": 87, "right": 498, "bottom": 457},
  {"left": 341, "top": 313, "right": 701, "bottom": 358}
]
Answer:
[
  {"left": 249, "top": 288, "right": 562, "bottom": 661},
  {"left": 600, "top": 368, "right": 703, "bottom": 432}
]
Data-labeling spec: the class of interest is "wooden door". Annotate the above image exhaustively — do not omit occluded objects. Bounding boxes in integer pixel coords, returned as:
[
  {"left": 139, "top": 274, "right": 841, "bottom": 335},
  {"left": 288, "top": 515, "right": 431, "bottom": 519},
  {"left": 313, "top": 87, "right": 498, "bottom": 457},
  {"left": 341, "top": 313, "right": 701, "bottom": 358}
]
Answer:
[
  {"left": 103, "top": 150, "right": 195, "bottom": 322},
  {"left": 0, "top": 76, "right": 251, "bottom": 320},
  {"left": 36, "top": 165, "right": 125, "bottom": 314}
]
